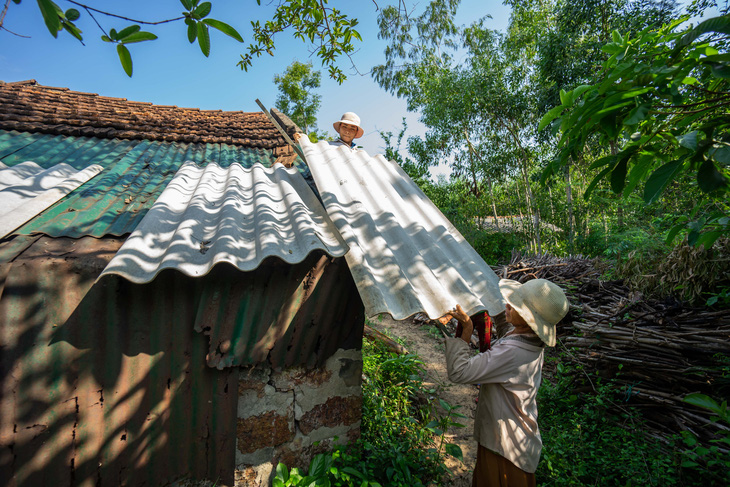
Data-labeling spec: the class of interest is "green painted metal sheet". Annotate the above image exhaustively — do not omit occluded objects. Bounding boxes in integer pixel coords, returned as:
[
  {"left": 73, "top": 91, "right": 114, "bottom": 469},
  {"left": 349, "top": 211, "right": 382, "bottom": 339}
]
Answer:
[{"left": 0, "top": 130, "right": 299, "bottom": 238}]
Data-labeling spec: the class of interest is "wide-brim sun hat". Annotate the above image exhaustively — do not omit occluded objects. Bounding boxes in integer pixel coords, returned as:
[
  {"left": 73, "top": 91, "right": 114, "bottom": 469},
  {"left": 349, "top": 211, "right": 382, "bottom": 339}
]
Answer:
[
  {"left": 499, "top": 278, "right": 569, "bottom": 347},
  {"left": 333, "top": 112, "right": 364, "bottom": 138}
]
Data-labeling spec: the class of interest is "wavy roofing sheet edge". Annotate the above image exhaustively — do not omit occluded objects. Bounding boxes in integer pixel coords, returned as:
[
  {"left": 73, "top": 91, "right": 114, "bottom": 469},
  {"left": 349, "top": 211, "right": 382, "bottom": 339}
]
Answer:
[
  {"left": 100, "top": 161, "right": 349, "bottom": 283},
  {"left": 300, "top": 138, "right": 505, "bottom": 320}
]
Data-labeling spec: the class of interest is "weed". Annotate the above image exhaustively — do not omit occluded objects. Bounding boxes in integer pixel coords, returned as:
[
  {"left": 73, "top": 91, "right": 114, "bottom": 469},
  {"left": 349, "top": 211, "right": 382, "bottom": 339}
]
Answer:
[{"left": 274, "top": 338, "right": 465, "bottom": 486}]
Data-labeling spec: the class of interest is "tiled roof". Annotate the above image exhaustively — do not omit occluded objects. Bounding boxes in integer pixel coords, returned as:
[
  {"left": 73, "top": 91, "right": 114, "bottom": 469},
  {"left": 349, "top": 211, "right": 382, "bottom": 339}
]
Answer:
[{"left": 0, "top": 80, "right": 291, "bottom": 149}]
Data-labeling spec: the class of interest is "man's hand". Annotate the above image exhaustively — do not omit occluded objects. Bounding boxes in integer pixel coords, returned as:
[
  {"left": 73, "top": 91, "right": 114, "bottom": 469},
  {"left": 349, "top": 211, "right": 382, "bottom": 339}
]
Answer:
[
  {"left": 450, "top": 304, "right": 473, "bottom": 345},
  {"left": 292, "top": 132, "right": 305, "bottom": 142}
]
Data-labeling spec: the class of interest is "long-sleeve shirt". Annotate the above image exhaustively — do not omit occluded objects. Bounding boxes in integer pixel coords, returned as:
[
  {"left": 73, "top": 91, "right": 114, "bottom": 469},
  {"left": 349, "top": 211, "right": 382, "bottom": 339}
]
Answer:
[{"left": 445, "top": 335, "right": 544, "bottom": 473}]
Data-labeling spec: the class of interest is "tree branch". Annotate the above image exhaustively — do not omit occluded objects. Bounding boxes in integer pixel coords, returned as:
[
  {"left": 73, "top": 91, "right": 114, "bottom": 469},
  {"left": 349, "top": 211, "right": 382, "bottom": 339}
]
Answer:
[
  {"left": 65, "top": 1, "right": 184, "bottom": 25},
  {"left": 0, "top": 0, "right": 10, "bottom": 30}
]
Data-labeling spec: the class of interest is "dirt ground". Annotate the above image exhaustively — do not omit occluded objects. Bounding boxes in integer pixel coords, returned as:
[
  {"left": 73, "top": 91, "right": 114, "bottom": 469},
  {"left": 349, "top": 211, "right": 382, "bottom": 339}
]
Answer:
[{"left": 367, "top": 314, "right": 478, "bottom": 487}]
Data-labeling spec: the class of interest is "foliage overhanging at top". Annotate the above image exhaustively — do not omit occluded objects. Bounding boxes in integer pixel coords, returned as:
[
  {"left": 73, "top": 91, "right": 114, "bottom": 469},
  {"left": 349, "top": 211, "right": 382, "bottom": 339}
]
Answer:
[
  {"left": 10, "top": 0, "right": 362, "bottom": 81},
  {"left": 540, "top": 13, "right": 730, "bottom": 248}
]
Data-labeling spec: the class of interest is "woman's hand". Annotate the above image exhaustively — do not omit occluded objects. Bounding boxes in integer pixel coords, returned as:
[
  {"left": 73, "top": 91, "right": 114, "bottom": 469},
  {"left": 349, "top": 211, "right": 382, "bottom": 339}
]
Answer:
[{"left": 450, "top": 304, "right": 473, "bottom": 345}]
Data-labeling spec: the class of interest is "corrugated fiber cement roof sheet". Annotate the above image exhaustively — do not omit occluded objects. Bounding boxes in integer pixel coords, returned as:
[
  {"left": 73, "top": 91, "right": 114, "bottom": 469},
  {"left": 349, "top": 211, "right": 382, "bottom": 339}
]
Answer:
[
  {"left": 300, "top": 138, "right": 505, "bottom": 320},
  {"left": 100, "top": 161, "right": 348, "bottom": 282}
]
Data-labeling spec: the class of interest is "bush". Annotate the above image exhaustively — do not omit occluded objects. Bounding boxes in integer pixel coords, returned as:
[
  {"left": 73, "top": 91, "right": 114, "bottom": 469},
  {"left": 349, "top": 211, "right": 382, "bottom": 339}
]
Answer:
[
  {"left": 536, "top": 358, "right": 730, "bottom": 486},
  {"left": 274, "top": 334, "right": 464, "bottom": 486}
]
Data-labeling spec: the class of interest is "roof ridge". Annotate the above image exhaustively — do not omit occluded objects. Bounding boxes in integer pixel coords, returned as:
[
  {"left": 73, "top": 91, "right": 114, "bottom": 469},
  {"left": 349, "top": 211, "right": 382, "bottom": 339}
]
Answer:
[{"left": 0, "top": 81, "right": 296, "bottom": 148}]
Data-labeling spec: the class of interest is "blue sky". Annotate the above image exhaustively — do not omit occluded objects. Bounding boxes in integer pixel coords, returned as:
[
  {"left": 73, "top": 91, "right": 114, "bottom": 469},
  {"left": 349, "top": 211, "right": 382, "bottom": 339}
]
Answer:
[{"left": 0, "top": 0, "right": 511, "bottom": 174}]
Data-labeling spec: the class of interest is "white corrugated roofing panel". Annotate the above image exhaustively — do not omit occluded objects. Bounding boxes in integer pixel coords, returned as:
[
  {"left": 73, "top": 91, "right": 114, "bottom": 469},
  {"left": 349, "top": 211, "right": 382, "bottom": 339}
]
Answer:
[
  {"left": 100, "top": 161, "right": 348, "bottom": 283},
  {"left": 0, "top": 161, "right": 103, "bottom": 239},
  {"left": 300, "top": 138, "right": 505, "bottom": 320}
]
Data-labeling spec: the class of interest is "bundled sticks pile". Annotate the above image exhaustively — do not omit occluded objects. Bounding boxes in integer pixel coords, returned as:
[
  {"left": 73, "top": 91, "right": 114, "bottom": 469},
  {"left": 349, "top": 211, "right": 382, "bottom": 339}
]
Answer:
[{"left": 498, "top": 253, "right": 730, "bottom": 447}]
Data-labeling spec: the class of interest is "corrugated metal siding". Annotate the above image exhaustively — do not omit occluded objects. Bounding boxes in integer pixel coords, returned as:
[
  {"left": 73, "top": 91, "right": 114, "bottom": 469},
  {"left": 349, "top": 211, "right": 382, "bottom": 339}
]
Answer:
[
  {"left": 0, "top": 236, "right": 237, "bottom": 486},
  {"left": 0, "top": 130, "right": 297, "bottom": 239},
  {"left": 196, "top": 252, "right": 364, "bottom": 369},
  {"left": 300, "top": 138, "right": 505, "bottom": 320},
  {"left": 0, "top": 235, "right": 364, "bottom": 486},
  {"left": 101, "top": 161, "right": 348, "bottom": 283},
  {"left": 0, "top": 161, "right": 103, "bottom": 239}
]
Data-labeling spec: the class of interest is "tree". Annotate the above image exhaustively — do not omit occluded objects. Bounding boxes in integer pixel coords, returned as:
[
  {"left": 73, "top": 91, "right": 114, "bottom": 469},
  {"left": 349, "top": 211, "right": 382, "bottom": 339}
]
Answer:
[
  {"left": 372, "top": 1, "right": 549, "bottom": 253},
  {"left": 3, "top": 0, "right": 362, "bottom": 81},
  {"left": 540, "top": 14, "right": 730, "bottom": 248},
  {"left": 274, "top": 61, "right": 323, "bottom": 140}
]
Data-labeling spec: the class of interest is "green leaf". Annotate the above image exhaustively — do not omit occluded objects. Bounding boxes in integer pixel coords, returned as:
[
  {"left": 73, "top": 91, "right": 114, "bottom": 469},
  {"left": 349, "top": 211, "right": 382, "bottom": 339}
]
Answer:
[
  {"left": 202, "top": 18, "right": 244, "bottom": 42},
  {"left": 340, "top": 467, "right": 365, "bottom": 479},
  {"left": 624, "top": 103, "right": 651, "bottom": 125},
  {"left": 194, "top": 1, "right": 212, "bottom": 18},
  {"left": 116, "top": 25, "right": 141, "bottom": 40},
  {"left": 61, "top": 20, "right": 82, "bottom": 42},
  {"left": 709, "top": 62, "right": 730, "bottom": 79},
  {"left": 538, "top": 104, "right": 565, "bottom": 132},
  {"left": 37, "top": 0, "right": 61, "bottom": 37},
  {"left": 584, "top": 166, "right": 613, "bottom": 200},
  {"left": 678, "top": 131, "right": 699, "bottom": 151},
  {"left": 623, "top": 152, "right": 656, "bottom": 197},
  {"left": 444, "top": 443, "right": 463, "bottom": 461},
  {"left": 276, "top": 462, "right": 289, "bottom": 481},
  {"left": 120, "top": 31, "right": 158, "bottom": 44},
  {"left": 696, "top": 230, "right": 724, "bottom": 248},
  {"left": 698, "top": 159, "right": 728, "bottom": 193},
  {"left": 309, "top": 454, "right": 327, "bottom": 478},
  {"left": 665, "top": 223, "right": 685, "bottom": 244},
  {"left": 438, "top": 397, "right": 451, "bottom": 411},
  {"left": 676, "top": 14, "right": 730, "bottom": 49},
  {"left": 611, "top": 157, "right": 628, "bottom": 194},
  {"left": 197, "top": 22, "right": 210, "bottom": 56},
  {"left": 101, "top": 35, "right": 111, "bottom": 42},
  {"left": 644, "top": 160, "right": 683, "bottom": 203},
  {"left": 588, "top": 154, "right": 616, "bottom": 170},
  {"left": 572, "top": 84, "right": 594, "bottom": 100},
  {"left": 684, "top": 393, "right": 722, "bottom": 413},
  {"left": 65, "top": 8, "right": 80, "bottom": 21},
  {"left": 559, "top": 88, "right": 570, "bottom": 106},
  {"left": 187, "top": 21, "right": 197, "bottom": 43},
  {"left": 117, "top": 43, "right": 133, "bottom": 77},
  {"left": 180, "top": 0, "right": 193, "bottom": 10},
  {"left": 709, "top": 144, "right": 730, "bottom": 163}
]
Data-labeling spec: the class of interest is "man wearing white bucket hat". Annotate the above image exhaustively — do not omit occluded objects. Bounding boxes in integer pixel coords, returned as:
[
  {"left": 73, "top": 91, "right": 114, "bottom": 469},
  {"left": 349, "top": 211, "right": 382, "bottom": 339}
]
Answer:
[
  {"left": 445, "top": 278, "right": 569, "bottom": 487},
  {"left": 330, "top": 111, "right": 364, "bottom": 149},
  {"left": 292, "top": 111, "right": 364, "bottom": 150}
]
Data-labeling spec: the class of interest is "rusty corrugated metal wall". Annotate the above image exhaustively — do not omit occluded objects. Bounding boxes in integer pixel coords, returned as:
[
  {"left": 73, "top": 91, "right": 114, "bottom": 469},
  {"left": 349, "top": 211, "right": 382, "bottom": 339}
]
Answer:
[
  {"left": 0, "top": 236, "right": 363, "bottom": 486},
  {"left": 0, "top": 236, "right": 237, "bottom": 486}
]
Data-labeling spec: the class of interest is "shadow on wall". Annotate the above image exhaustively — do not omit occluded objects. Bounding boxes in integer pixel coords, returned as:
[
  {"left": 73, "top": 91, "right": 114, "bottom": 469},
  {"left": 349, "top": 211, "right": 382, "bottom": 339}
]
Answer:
[
  {"left": 0, "top": 235, "right": 237, "bottom": 487},
  {"left": 0, "top": 234, "right": 363, "bottom": 486}
]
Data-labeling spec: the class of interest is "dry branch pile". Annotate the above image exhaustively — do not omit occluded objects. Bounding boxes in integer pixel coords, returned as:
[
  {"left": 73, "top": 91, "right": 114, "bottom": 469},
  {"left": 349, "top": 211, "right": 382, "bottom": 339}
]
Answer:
[{"left": 497, "top": 253, "right": 730, "bottom": 447}]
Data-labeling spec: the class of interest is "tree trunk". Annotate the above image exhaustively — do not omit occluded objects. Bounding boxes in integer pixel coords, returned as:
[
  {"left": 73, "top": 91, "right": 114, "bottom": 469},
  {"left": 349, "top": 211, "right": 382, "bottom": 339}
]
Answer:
[
  {"left": 487, "top": 177, "right": 500, "bottom": 231},
  {"left": 500, "top": 118, "right": 541, "bottom": 254},
  {"left": 565, "top": 157, "right": 575, "bottom": 255},
  {"left": 609, "top": 140, "right": 623, "bottom": 229}
]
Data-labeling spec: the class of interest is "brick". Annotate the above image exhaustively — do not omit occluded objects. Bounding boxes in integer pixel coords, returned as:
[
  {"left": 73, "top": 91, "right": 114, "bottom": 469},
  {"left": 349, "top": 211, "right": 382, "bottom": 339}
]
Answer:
[
  {"left": 236, "top": 411, "right": 294, "bottom": 455},
  {"left": 298, "top": 396, "right": 362, "bottom": 435}
]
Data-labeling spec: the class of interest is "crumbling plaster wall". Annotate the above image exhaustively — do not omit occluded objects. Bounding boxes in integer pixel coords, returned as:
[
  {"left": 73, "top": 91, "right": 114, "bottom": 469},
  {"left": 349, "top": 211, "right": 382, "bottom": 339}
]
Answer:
[{"left": 234, "top": 348, "right": 363, "bottom": 486}]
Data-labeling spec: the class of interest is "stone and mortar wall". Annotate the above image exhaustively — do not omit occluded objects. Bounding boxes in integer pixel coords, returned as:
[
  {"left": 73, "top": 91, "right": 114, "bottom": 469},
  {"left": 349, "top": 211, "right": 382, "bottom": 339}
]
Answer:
[{"left": 234, "top": 348, "right": 363, "bottom": 486}]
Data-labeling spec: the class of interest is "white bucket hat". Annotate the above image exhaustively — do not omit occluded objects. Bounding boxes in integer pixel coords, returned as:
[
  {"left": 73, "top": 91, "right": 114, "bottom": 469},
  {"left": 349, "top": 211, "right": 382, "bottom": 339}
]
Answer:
[
  {"left": 499, "top": 278, "right": 569, "bottom": 347},
  {"left": 333, "top": 112, "right": 364, "bottom": 138}
]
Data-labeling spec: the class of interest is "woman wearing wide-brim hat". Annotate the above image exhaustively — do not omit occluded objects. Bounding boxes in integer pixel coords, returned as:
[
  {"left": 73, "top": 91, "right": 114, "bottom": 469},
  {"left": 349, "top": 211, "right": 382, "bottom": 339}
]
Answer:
[{"left": 445, "top": 278, "right": 569, "bottom": 487}]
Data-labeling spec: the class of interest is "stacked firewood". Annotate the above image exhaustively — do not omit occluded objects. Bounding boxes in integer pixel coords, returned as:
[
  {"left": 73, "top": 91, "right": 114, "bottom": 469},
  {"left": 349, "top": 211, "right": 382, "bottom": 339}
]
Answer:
[{"left": 498, "top": 253, "right": 730, "bottom": 448}]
